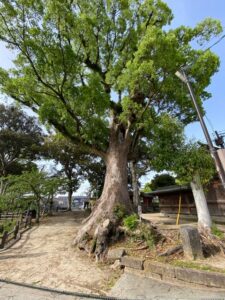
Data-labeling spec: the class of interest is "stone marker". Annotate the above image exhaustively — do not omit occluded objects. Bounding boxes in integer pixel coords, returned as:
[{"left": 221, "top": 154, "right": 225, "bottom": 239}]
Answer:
[
  {"left": 121, "top": 256, "right": 144, "bottom": 270},
  {"left": 107, "top": 248, "right": 126, "bottom": 262},
  {"left": 179, "top": 225, "right": 203, "bottom": 260}
]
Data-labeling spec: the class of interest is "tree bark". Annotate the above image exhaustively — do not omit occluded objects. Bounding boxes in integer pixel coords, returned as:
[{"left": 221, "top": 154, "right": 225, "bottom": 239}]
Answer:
[
  {"left": 0, "top": 178, "right": 8, "bottom": 195},
  {"left": 74, "top": 134, "right": 133, "bottom": 256},
  {"left": 67, "top": 187, "right": 73, "bottom": 211},
  {"left": 130, "top": 160, "right": 140, "bottom": 212},
  {"left": 191, "top": 173, "right": 212, "bottom": 233},
  {"left": 36, "top": 198, "right": 40, "bottom": 223}
]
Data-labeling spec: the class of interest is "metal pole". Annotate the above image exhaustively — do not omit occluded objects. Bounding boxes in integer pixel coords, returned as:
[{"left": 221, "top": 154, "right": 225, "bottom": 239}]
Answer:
[{"left": 180, "top": 70, "right": 225, "bottom": 189}]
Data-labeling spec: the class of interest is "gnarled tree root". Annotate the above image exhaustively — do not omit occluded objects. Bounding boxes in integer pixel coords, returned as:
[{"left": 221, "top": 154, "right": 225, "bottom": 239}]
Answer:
[
  {"left": 200, "top": 232, "right": 225, "bottom": 258},
  {"left": 75, "top": 215, "right": 124, "bottom": 261}
]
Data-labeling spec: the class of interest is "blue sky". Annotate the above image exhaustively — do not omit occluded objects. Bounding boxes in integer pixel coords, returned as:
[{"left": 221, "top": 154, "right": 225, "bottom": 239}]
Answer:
[
  {"left": 164, "top": 0, "right": 225, "bottom": 141},
  {"left": 0, "top": 0, "right": 225, "bottom": 190}
]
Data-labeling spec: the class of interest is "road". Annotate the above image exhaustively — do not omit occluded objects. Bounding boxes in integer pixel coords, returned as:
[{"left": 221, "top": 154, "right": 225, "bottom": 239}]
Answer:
[
  {"left": 109, "top": 272, "right": 225, "bottom": 300},
  {"left": 0, "top": 281, "right": 97, "bottom": 300}
]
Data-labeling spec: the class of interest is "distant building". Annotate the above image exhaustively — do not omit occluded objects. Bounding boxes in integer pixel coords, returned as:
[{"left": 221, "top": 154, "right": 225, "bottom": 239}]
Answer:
[
  {"left": 72, "top": 196, "right": 89, "bottom": 210},
  {"left": 141, "top": 179, "right": 225, "bottom": 216},
  {"left": 53, "top": 195, "right": 90, "bottom": 210},
  {"left": 53, "top": 195, "right": 68, "bottom": 210}
]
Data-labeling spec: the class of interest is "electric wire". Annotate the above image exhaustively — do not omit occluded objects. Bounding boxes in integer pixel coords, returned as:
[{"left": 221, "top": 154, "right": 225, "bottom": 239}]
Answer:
[
  {"left": 205, "top": 115, "right": 215, "bottom": 134},
  {"left": 204, "top": 34, "right": 225, "bottom": 52}
]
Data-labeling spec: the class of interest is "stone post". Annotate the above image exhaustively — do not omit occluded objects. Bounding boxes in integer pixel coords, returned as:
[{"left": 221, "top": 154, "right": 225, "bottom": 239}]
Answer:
[{"left": 180, "top": 225, "right": 203, "bottom": 260}]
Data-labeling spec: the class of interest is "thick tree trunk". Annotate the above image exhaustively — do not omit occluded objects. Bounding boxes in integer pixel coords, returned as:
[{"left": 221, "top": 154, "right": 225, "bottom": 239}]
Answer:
[
  {"left": 191, "top": 173, "right": 212, "bottom": 233},
  {"left": 130, "top": 160, "right": 140, "bottom": 212},
  {"left": 67, "top": 187, "right": 73, "bottom": 211},
  {"left": 74, "top": 138, "right": 133, "bottom": 257}
]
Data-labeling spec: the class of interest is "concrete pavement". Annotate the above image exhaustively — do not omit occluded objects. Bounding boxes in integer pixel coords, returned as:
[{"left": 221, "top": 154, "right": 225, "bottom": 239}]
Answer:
[
  {"left": 0, "top": 281, "right": 87, "bottom": 300},
  {"left": 109, "top": 272, "right": 225, "bottom": 300},
  {"left": 0, "top": 281, "right": 114, "bottom": 300}
]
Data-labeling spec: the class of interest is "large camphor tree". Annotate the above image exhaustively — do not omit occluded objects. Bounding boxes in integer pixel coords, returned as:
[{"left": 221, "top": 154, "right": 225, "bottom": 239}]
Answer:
[{"left": 0, "top": 0, "right": 222, "bottom": 251}]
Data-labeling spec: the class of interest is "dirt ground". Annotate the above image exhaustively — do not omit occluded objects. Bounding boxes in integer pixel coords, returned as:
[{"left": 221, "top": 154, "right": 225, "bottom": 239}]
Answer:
[
  {"left": 141, "top": 213, "right": 225, "bottom": 270},
  {"left": 0, "top": 212, "right": 119, "bottom": 295}
]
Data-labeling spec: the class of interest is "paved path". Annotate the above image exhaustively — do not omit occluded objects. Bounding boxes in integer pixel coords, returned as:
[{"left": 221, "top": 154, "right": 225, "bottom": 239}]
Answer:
[
  {"left": 109, "top": 272, "right": 225, "bottom": 300},
  {"left": 0, "top": 212, "right": 116, "bottom": 295},
  {"left": 0, "top": 281, "right": 109, "bottom": 300}
]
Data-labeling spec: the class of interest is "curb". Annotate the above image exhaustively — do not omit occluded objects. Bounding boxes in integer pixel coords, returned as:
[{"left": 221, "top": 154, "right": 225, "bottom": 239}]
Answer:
[{"left": 120, "top": 257, "right": 225, "bottom": 289}]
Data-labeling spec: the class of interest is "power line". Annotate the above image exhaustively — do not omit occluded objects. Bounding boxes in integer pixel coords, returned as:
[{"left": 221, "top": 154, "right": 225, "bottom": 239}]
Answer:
[
  {"left": 182, "top": 32, "right": 225, "bottom": 70},
  {"left": 204, "top": 34, "right": 225, "bottom": 52},
  {"left": 205, "top": 115, "right": 215, "bottom": 133}
]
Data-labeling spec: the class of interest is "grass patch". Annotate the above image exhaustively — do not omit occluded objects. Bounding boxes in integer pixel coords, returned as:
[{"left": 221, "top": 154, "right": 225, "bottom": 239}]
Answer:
[
  {"left": 123, "top": 214, "right": 139, "bottom": 231},
  {"left": 171, "top": 260, "right": 225, "bottom": 274},
  {"left": 211, "top": 223, "right": 224, "bottom": 239}
]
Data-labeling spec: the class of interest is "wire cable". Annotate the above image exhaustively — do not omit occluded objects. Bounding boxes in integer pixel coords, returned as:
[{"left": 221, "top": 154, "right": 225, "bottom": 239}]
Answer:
[{"left": 204, "top": 34, "right": 225, "bottom": 52}]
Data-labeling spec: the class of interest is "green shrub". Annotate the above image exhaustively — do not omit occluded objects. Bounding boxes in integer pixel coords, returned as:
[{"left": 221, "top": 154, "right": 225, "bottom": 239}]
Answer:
[
  {"left": 211, "top": 223, "right": 224, "bottom": 239},
  {"left": 123, "top": 214, "right": 139, "bottom": 231},
  {"left": 114, "top": 204, "right": 126, "bottom": 220},
  {"left": 1, "top": 219, "right": 17, "bottom": 233}
]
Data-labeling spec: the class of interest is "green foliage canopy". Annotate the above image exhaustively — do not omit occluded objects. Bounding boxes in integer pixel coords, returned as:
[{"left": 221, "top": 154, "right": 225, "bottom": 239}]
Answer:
[
  {"left": 0, "top": 104, "right": 43, "bottom": 177},
  {"left": 0, "top": 0, "right": 222, "bottom": 159},
  {"left": 0, "top": 169, "right": 62, "bottom": 213},
  {"left": 147, "top": 173, "right": 176, "bottom": 191}
]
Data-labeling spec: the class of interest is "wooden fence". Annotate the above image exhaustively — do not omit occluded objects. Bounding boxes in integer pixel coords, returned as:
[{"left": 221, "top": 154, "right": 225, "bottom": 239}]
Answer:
[
  {"left": 0, "top": 215, "right": 32, "bottom": 249},
  {"left": 0, "top": 212, "right": 21, "bottom": 220}
]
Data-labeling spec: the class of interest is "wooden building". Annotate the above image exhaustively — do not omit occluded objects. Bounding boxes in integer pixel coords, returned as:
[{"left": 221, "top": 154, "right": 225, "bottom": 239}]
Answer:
[{"left": 141, "top": 180, "right": 225, "bottom": 216}]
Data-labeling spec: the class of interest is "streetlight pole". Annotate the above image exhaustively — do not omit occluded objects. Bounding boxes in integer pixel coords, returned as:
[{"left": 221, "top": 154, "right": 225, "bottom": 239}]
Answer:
[{"left": 175, "top": 69, "right": 225, "bottom": 190}]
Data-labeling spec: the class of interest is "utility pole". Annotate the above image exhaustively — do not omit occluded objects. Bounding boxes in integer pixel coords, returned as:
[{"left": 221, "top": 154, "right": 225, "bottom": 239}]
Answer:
[{"left": 175, "top": 69, "right": 225, "bottom": 190}]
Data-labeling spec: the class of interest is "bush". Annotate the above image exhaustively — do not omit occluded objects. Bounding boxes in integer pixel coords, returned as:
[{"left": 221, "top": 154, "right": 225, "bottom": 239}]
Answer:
[
  {"left": 1, "top": 219, "right": 17, "bottom": 233},
  {"left": 123, "top": 214, "right": 139, "bottom": 231}
]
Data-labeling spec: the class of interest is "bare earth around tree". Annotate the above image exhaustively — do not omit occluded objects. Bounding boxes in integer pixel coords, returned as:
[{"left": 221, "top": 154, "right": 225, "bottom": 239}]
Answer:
[{"left": 0, "top": 212, "right": 118, "bottom": 295}]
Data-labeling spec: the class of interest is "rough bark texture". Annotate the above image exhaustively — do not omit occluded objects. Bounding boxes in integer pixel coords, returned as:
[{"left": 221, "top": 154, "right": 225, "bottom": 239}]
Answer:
[
  {"left": 130, "top": 160, "right": 140, "bottom": 212},
  {"left": 191, "top": 173, "right": 212, "bottom": 233},
  {"left": 74, "top": 128, "right": 133, "bottom": 259},
  {"left": 67, "top": 187, "right": 73, "bottom": 211},
  {"left": 36, "top": 199, "right": 40, "bottom": 224}
]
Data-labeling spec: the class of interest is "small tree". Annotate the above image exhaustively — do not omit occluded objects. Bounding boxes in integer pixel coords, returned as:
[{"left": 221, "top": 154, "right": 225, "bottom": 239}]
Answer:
[
  {"left": 130, "top": 114, "right": 184, "bottom": 208},
  {"left": 0, "top": 104, "right": 43, "bottom": 195},
  {"left": 4, "top": 169, "right": 62, "bottom": 222},
  {"left": 169, "top": 142, "right": 215, "bottom": 233},
  {"left": 44, "top": 136, "right": 89, "bottom": 210},
  {"left": 84, "top": 159, "right": 106, "bottom": 198},
  {"left": 0, "top": 104, "right": 43, "bottom": 177}
]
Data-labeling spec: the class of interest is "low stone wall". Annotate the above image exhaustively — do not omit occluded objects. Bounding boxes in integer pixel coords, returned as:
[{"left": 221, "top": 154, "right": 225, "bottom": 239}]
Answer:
[{"left": 120, "top": 258, "right": 225, "bottom": 289}]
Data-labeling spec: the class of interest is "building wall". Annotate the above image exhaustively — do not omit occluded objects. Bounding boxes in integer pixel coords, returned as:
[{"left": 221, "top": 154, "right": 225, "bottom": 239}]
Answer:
[
  {"left": 206, "top": 180, "right": 225, "bottom": 216},
  {"left": 159, "top": 183, "right": 225, "bottom": 216},
  {"left": 159, "top": 191, "right": 196, "bottom": 215},
  {"left": 141, "top": 196, "right": 153, "bottom": 213}
]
